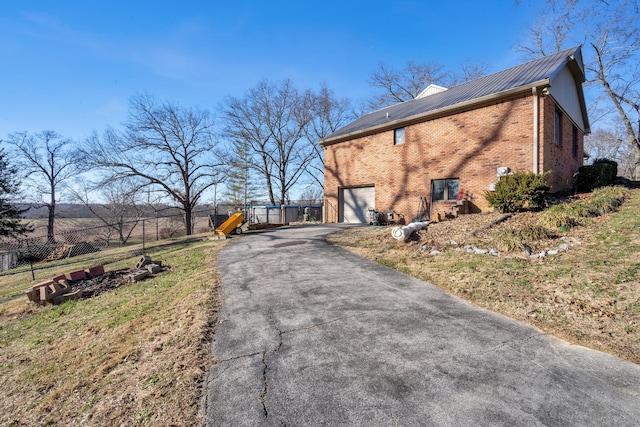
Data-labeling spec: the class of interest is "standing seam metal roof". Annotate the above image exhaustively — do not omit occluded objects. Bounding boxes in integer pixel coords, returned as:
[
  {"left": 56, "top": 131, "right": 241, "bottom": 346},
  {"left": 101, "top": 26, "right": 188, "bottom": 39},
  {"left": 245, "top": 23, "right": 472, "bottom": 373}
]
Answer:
[{"left": 321, "top": 47, "right": 583, "bottom": 144}]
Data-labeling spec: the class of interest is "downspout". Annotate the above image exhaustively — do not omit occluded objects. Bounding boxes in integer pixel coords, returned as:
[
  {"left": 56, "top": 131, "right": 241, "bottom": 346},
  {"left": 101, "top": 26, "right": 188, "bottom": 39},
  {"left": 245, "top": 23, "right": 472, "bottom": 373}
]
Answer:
[{"left": 532, "top": 87, "right": 540, "bottom": 174}]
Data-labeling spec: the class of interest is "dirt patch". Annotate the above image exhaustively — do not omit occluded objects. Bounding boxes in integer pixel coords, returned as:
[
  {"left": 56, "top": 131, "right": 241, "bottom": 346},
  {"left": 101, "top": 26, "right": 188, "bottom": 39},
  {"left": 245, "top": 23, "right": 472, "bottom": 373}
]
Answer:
[
  {"left": 420, "top": 212, "right": 511, "bottom": 242},
  {"left": 68, "top": 270, "right": 138, "bottom": 299}
]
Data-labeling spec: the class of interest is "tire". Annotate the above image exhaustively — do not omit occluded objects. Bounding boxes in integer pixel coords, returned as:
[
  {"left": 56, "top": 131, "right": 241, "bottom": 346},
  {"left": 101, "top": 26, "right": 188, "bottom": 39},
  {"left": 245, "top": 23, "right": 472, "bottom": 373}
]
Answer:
[{"left": 235, "top": 227, "right": 243, "bottom": 235}]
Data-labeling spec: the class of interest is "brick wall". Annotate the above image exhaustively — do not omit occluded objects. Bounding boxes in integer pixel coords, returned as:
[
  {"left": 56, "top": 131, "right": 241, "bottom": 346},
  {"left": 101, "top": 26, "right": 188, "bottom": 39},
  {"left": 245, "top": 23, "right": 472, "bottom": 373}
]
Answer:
[
  {"left": 540, "top": 95, "right": 584, "bottom": 191},
  {"left": 324, "top": 92, "right": 583, "bottom": 223}
]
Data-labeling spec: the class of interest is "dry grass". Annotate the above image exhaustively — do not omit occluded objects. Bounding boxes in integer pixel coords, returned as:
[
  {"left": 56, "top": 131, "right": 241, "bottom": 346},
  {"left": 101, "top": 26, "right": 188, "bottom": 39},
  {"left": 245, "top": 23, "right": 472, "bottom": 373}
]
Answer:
[
  {"left": 328, "top": 188, "right": 640, "bottom": 364},
  {"left": 0, "top": 234, "right": 226, "bottom": 426}
]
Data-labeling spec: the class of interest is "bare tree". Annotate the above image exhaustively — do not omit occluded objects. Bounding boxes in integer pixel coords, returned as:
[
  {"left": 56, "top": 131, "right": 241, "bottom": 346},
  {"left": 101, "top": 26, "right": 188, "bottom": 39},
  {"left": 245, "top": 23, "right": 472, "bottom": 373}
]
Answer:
[
  {"left": 455, "top": 58, "right": 490, "bottom": 85},
  {"left": 83, "top": 94, "right": 226, "bottom": 235},
  {"left": 297, "top": 185, "right": 323, "bottom": 206},
  {"left": 222, "top": 79, "right": 315, "bottom": 205},
  {"left": 70, "top": 178, "right": 143, "bottom": 245},
  {"left": 516, "top": 0, "right": 573, "bottom": 58},
  {"left": 517, "top": 0, "right": 640, "bottom": 179},
  {"left": 368, "top": 60, "right": 449, "bottom": 110},
  {"left": 585, "top": 124, "right": 636, "bottom": 178},
  {"left": 367, "top": 59, "right": 488, "bottom": 110},
  {"left": 7, "top": 130, "right": 79, "bottom": 243},
  {"left": 304, "top": 84, "right": 356, "bottom": 190}
]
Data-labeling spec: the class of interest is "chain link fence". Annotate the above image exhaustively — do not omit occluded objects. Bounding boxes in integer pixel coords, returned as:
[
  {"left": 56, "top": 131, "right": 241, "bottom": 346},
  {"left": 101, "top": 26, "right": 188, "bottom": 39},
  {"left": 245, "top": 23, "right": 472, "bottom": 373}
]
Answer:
[
  {"left": 0, "top": 211, "right": 214, "bottom": 279},
  {"left": 0, "top": 201, "right": 324, "bottom": 279}
]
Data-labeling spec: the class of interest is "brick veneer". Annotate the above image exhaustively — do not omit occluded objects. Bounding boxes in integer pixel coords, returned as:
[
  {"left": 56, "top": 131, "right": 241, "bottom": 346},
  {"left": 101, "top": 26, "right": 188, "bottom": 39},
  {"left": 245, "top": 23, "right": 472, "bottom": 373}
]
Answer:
[
  {"left": 541, "top": 95, "right": 584, "bottom": 190},
  {"left": 323, "top": 92, "right": 584, "bottom": 223}
]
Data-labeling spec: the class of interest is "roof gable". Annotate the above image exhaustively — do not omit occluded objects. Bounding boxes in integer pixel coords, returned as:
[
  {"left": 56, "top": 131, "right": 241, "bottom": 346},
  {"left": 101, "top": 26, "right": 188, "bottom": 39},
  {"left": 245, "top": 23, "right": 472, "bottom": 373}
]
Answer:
[
  {"left": 416, "top": 84, "right": 448, "bottom": 99},
  {"left": 550, "top": 65, "right": 588, "bottom": 131},
  {"left": 321, "top": 47, "right": 588, "bottom": 145}
]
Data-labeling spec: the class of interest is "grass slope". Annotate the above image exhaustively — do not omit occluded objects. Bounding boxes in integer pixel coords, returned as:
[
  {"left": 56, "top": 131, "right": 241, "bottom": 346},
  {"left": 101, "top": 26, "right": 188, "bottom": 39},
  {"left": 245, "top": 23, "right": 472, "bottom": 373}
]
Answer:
[
  {"left": 0, "top": 236, "right": 226, "bottom": 426},
  {"left": 328, "top": 188, "right": 640, "bottom": 364}
]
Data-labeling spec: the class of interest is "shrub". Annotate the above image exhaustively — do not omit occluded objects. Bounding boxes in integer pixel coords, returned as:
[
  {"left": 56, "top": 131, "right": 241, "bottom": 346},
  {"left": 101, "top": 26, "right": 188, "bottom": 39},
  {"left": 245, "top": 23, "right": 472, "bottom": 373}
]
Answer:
[
  {"left": 485, "top": 172, "right": 550, "bottom": 213},
  {"left": 537, "top": 204, "right": 583, "bottom": 230},
  {"left": 488, "top": 230, "right": 525, "bottom": 252},
  {"left": 594, "top": 158, "right": 618, "bottom": 177},
  {"left": 588, "top": 185, "right": 626, "bottom": 215},
  {"left": 577, "top": 158, "right": 617, "bottom": 192},
  {"left": 537, "top": 185, "right": 626, "bottom": 230}
]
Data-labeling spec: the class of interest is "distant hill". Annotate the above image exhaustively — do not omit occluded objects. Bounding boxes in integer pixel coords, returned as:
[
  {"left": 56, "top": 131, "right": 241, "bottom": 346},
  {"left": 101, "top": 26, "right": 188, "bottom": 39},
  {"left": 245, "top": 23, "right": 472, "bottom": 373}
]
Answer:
[
  {"left": 18, "top": 204, "right": 217, "bottom": 219},
  {"left": 18, "top": 204, "right": 93, "bottom": 219}
]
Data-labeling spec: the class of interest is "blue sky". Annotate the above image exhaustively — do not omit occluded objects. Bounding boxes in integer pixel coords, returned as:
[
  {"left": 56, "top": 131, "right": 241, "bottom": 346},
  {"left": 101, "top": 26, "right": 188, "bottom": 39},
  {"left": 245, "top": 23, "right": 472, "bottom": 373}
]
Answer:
[{"left": 0, "top": 1, "right": 543, "bottom": 142}]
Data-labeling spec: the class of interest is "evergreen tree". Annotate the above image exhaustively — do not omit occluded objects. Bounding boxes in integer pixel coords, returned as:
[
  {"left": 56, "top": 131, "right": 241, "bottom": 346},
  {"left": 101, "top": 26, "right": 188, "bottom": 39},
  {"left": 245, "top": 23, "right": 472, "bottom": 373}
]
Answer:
[
  {"left": 223, "top": 138, "right": 264, "bottom": 206},
  {"left": 0, "top": 147, "right": 32, "bottom": 238}
]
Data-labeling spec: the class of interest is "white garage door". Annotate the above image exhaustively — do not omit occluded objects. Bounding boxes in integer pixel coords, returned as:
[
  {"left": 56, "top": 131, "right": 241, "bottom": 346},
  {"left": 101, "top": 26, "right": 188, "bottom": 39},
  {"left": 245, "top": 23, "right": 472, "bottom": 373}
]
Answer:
[{"left": 340, "top": 186, "right": 375, "bottom": 223}]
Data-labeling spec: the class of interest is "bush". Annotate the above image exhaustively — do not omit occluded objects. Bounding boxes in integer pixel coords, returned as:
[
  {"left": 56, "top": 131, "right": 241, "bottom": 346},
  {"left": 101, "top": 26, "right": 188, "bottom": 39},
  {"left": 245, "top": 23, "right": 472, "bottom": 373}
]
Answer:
[
  {"left": 537, "top": 185, "right": 626, "bottom": 230},
  {"left": 485, "top": 172, "right": 550, "bottom": 213},
  {"left": 594, "top": 158, "right": 618, "bottom": 177},
  {"left": 577, "top": 158, "right": 617, "bottom": 192},
  {"left": 587, "top": 185, "right": 626, "bottom": 215},
  {"left": 537, "top": 203, "right": 584, "bottom": 230}
]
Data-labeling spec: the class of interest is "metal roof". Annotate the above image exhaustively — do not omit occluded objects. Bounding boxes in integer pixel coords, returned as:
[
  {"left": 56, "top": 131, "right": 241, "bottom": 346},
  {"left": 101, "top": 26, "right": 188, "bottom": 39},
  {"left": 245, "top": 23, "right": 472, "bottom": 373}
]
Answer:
[{"left": 321, "top": 46, "right": 585, "bottom": 145}]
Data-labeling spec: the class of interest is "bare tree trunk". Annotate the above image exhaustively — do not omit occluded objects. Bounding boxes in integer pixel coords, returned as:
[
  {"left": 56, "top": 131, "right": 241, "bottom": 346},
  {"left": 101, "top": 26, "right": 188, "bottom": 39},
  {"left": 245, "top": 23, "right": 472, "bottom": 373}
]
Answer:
[
  {"left": 184, "top": 206, "right": 193, "bottom": 236},
  {"left": 48, "top": 184, "right": 56, "bottom": 244},
  {"left": 592, "top": 43, "right": 640, "bottom": 181},
  {"left": 263, "top": 157, "right": 276, "bottom": 205},
  {"left": 633, "top": 144, "right": 640, "bottom": 181}
]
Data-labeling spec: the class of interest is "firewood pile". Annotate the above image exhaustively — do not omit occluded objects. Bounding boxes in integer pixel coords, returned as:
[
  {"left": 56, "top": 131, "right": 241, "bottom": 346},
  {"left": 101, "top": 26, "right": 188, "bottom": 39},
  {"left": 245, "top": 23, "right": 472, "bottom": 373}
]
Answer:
[{"left": 43, "top": 242, "right": 100, "bottom": 262}]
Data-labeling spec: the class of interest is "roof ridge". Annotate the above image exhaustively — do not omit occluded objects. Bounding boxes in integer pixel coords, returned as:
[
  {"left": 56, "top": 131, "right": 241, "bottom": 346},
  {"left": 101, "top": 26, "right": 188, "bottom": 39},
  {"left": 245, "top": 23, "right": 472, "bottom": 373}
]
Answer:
[{"left": 446, "top": 46, "right": 581, "bottom": 91}]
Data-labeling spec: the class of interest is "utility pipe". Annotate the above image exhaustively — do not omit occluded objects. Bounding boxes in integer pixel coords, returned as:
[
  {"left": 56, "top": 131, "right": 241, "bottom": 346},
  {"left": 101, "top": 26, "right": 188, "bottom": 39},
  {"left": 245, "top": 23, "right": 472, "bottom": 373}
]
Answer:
[
  {"left": 391, "top": 221, "right": 430, "bottom": 242},
  {"left": 532, "top": 87, "right": 540, "bottom": 174}
]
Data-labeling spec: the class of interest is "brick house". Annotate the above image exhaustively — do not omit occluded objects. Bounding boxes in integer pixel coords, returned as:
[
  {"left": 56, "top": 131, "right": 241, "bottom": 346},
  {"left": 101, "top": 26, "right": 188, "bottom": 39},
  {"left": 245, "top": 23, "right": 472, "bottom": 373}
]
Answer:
[{"left": 320, "top": 46, "right": 590, "bottom": 224}]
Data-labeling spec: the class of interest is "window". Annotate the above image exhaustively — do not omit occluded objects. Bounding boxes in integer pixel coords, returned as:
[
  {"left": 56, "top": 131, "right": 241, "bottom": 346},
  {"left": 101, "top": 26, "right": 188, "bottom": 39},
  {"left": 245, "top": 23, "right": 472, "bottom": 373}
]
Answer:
[
  {"left": 572, "top": 125, "right": 578, "bottom": 157},
  {"left": 394, "top": 127, "right": 405, "bottom": 145},
  {"left": 554, "top": 109, "right": 563, "bottom": 146},
  {"left": 432, "top": 179, "right": 460, "bottom": 201}
]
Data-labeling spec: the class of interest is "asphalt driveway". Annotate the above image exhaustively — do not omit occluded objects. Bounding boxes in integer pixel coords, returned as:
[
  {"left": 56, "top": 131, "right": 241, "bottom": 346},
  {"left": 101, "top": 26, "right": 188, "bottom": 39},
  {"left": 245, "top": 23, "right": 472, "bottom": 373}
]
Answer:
[{"left": 201, "top": 224, "right": 640, "bottom": 426}]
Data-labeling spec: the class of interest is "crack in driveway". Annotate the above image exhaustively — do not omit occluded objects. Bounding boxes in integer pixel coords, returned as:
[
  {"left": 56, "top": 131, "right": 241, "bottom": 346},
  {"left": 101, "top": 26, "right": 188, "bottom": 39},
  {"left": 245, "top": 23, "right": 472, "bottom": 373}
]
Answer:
[
  {"left": 259, "top": 349, "right": 269, "bottom": 419},
  {"left": 259, "top": 311, "right": 284, "bottom": 420},
  {"left": 258, "top": 311, "right": 362, "bottom": 421}
]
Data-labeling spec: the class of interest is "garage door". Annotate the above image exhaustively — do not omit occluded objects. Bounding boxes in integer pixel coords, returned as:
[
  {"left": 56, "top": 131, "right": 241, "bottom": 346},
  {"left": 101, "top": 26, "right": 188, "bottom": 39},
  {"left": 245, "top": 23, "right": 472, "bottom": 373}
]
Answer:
[{"left": 340, "top": 186, "right": 375, "bottom": 223}]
